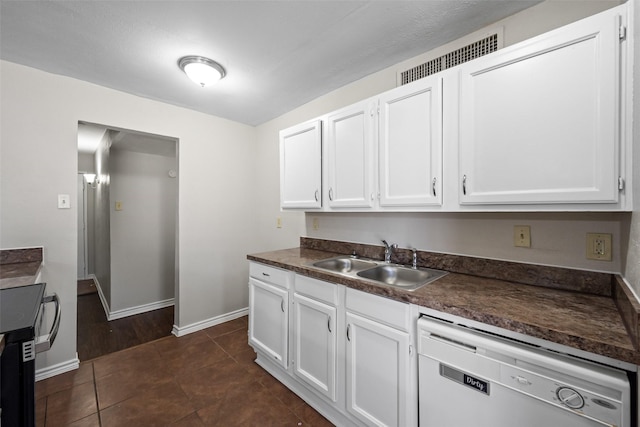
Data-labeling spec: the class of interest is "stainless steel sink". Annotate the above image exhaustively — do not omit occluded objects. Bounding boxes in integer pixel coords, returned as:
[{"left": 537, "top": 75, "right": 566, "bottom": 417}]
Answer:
[
  {"left": 312, "top": 256, "right": 378, "bottom": 274},
  {"left": 310, "top": 255, "right": 447, "bottom": 291},
  {"left": 356, "top": 265, "right": 448, "bottom": 291}
]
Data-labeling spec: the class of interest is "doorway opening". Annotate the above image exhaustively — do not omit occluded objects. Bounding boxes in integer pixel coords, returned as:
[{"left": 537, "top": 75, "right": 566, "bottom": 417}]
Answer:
[{"left": 77, "top": 122, "right": 178, "bottom": 360}]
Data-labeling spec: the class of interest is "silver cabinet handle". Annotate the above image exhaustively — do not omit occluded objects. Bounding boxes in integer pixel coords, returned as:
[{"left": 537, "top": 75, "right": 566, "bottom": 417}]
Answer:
[
  {"left": 262, "top": 272, "right": 270, "bottom": 277},
  {"left": 281, "top": 298, "right": 285, "bottom": 313},
  {"left": 462, "top": 175, "right": 467, "bottom": 196},
  {"left": 328, "top": 188, "right": 333, "bottom": 201},
  {"left": 314, "top": 190, "right": 319, "bottom": 201},
  {"left": 432, "top": 177, "right": 437, "bottom": 197},
  {"left": 346, "top": 324, "right": 351, "bottom": 341},
  {"left": 35, "top": 293, "right": 61, "bottom": 353},
  {"left": 328, "top": 316, "right": 332, "bottom": 333}
]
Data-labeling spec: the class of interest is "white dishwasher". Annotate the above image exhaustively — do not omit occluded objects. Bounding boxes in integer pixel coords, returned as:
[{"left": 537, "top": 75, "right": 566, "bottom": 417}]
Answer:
[{"left": 417, "top": 317, "right": 631, "bottom": 427}]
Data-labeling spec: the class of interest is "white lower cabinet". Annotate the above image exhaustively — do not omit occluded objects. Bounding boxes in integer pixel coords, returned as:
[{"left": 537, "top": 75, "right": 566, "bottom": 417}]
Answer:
[
  {"left": 345, "top": 312, "right": 411, "bottom": 427},
  {"left": 345, "top": 288, "right": 414, "bottom": 427},
  {"left": 249, "top": 263, "right": 417, "bottom": 427},
  {"left": 293, "top": 292, "right": 337, "bottom": 401},
  {"left": 248, "top": 263, "right": 291, "bottom": 369}
]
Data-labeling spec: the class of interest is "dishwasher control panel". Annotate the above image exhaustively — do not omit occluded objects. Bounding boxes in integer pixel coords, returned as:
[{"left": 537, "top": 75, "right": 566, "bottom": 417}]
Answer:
[{"left": 501, "top": 364, "right": 622, "bottom": 425}]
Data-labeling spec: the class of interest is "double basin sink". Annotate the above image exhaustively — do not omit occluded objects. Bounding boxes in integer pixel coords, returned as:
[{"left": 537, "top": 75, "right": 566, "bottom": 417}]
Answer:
[{"left": 310, "top": 256, "right": 447, "bottom": 291}]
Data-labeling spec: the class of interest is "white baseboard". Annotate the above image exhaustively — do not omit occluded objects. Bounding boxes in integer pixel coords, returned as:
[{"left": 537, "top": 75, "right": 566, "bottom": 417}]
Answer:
[
  {"left": 36, "top": 355, "right": 80, "bottom": 381},
  {"left": 108, "top": 298, "right": 175, "bottom": 321},
  {"left": 172, "top": 307, "right": 248, "bottom": 337},
  {"left": 91, "top": 275, "right": 174, "bottom": 321},
  {"left": 91, "top": 274, "right": 111, "bottom": 319}
]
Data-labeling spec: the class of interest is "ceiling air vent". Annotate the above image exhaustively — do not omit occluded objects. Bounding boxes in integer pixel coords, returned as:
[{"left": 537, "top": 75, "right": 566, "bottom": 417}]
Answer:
[{"left": 400, "top": 33, "right": 498, "bottom": 85}]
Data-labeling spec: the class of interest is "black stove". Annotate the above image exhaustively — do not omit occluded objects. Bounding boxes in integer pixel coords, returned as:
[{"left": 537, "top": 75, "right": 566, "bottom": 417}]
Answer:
[{"left": 1, "top": 283, "right": 60, "bottom": 427}]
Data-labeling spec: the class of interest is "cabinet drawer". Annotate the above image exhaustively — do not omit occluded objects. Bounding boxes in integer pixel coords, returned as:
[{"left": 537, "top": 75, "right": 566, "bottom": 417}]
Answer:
[
  {"left": 346, "top": 287, "right": 409, "bottom": 331},
  {"left": 295, "top": 274, "right": 338, "bottom": 305},
  {"left": 249, "top": 262, "right": 291, "bottom": 289}
]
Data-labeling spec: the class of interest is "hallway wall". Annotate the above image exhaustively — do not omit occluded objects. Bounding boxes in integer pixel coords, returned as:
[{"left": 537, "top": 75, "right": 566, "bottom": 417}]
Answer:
[{"left": 110, "top": 147, "right": 177, "bottom": 314}]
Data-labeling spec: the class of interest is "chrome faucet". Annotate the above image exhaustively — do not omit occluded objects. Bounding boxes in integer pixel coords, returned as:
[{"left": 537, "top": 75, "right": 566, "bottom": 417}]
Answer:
[
  {"left": 411, "top": 248, "right": 418, "bottom": 269},
  {"left": 381, "top": 240, "right": 398, "bottom": 263}
]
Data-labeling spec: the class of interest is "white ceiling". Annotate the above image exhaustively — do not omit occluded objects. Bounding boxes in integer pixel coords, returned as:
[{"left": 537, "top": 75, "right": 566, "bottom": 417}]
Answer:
[{"left": 1, "top": 1, "right": 541, "bottom": 126}]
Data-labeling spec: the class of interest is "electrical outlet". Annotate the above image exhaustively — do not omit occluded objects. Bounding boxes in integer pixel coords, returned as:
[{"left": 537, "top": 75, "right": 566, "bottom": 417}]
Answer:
[
  {"left": 514, "top": 225, "right": 531, "bottom": 248},
  {"left": 276, "top": 217, "right": 282, "bottom": 228},
  {"left": 586, "top": 233, "right": 612, "bottom": 261},
  {"left": 312, "top": 218, "right": 319, "bottom": 231}
]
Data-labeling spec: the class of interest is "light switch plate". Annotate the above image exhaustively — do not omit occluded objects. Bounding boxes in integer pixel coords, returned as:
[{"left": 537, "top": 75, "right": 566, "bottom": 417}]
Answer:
[
  {"left": 586, "top": 233, "right": 612, "bottom": 261},
  {"left": 115, "top": 201, "right": 123, "bottom": 211},
  {"left": 58, "top": 194, "right": 71, "bottom": 209},
  {"left": 514, "top": 225, "right": 531, "bottom": 248}
]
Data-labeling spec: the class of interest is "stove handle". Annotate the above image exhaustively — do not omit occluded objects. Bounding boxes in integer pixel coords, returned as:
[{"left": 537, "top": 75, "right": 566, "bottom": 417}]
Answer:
[{"left": 35, "top": 293, "right": 61, "bottom": 353}]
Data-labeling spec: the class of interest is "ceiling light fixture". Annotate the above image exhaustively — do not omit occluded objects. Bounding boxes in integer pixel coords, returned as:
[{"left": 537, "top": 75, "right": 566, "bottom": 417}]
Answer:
[
  {"left": 83, "top": 173, "right": 97, "bottom": 188},
  {"left": 178, "top": 56, "right": 226, "bottom": 87}
]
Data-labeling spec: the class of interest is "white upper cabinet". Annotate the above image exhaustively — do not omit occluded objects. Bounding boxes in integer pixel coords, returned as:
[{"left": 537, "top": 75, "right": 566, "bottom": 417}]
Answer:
[
  {"left": 458, "top": 9, "right": 623, "bottom": 206},
  {"left": 326, "top": 99, "right": 377, "bottom": 209},
  {"left": 280, "top": 120, "right": 322, "bottom": 209},
  {"left": 279, "top": 4, "right": 631, "bottom": 212},
  {"left": 379, "top": 75, "right": 443, "bottom": 208}
]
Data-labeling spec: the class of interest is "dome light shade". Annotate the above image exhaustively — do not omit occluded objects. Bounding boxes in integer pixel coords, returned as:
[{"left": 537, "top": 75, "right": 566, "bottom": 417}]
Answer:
[{"left": 178, "top": 56, "right": 226, "bottom": 87}]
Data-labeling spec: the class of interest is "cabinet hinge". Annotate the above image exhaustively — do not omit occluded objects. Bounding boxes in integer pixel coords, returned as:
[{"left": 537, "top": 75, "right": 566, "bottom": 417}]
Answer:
[
  {"left": 619, "top": 25, "right": 627, "bottom": 41},
  {"left": 618, "top": 177, "right": 625, "bottom": 191}
]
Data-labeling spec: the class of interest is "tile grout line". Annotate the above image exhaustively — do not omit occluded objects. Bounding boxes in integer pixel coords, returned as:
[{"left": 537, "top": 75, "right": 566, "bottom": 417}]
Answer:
[
  {"left": 90, "top": 362, "right": 103, "bottom": 427},
  {"left": 43, "top": 394, "right": 47, "bottom": 427}
]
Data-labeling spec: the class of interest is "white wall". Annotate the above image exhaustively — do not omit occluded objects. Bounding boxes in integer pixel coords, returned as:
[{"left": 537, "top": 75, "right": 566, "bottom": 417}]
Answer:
[
  {"left": 94, "top": 131, "right": 112, "bottom": 306},
  {"left": 77, "top": 152, "right": 94, "bottom": 173},
  {"left": 303, "top": 212, "right": 627, "bottom": 272},
  {"left": 0, "top": 60, "right": 257, "bottom": 371},
  {"left": 110, "top": 148, "right": 176, "bottom": 312},
  {"left": 254, "top": 1, "right": 632, "bottom": 276}
]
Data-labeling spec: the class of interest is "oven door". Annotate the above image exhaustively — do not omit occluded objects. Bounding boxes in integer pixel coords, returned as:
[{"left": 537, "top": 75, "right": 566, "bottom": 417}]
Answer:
[{"left": 1, "top": 286, "right": 61, "bottom": 427}]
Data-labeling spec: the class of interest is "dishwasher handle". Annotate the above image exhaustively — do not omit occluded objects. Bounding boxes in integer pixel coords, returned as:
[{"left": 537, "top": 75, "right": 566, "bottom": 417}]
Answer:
[{"left": 36, "top": 293, "right": 61, "bottom": 353}]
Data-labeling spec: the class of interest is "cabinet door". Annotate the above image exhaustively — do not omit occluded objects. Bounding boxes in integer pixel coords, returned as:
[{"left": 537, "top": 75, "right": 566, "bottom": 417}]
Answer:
[
  {"left": 379, "top": 76, "right": 443, "bottom": 207},
  {"left": 458, "top": 10, "right": 621, "bottom": 205},
  {"left": 249, "top": 278, "right": 288, "bottom": 368},
  {"left": 280, "top": 120, "right": 322, "bottom": 209},
  {"left": 326, "top": 99, "right": 376, "bottom": 208},
  {"left": 345, "top": 312, "right": 411, "bottom": 427},
  {"left": 292, "top": 293, "right": 337, "bottom": 401}
]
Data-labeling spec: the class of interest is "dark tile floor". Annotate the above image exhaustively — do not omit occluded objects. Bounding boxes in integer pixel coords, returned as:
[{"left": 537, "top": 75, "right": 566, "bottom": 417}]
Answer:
[
  {"left": 76, "top": 282, "right": 174, "bottom": 361},
  {"left": 36, "top": 316, "right": 334, "bottom": 426}
]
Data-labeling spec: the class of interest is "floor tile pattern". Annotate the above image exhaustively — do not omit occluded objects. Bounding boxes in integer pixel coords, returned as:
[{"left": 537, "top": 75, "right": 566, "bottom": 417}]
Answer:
[{"left": 36, "top": 317, "right": 334, "bottom": 426}]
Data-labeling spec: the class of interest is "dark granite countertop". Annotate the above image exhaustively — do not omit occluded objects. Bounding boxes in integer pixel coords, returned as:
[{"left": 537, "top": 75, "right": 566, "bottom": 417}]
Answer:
[
  {"left": 0, "top": 247, "right": 43, "bottom": 290},
  {"left": 248, "top": 243, "right": 640, "bottom": 366}
]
